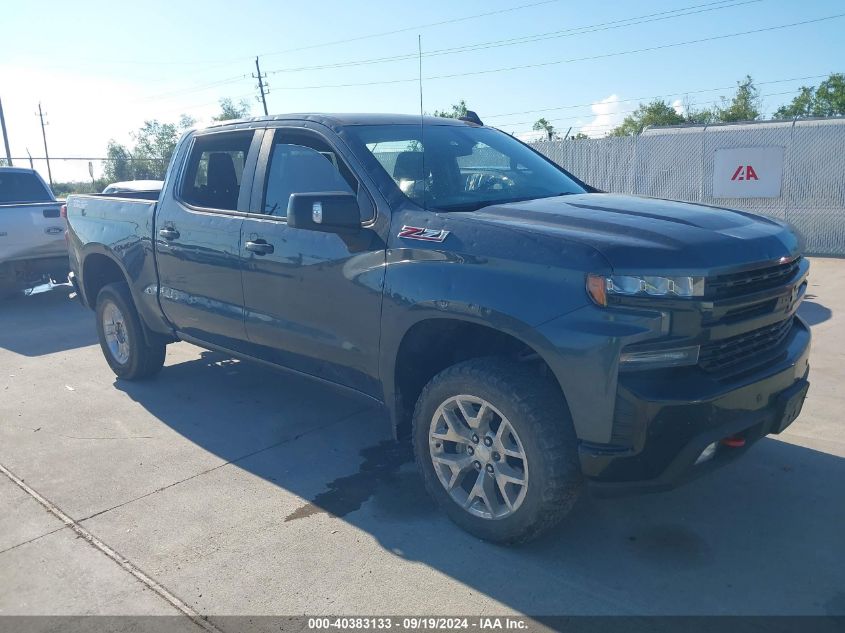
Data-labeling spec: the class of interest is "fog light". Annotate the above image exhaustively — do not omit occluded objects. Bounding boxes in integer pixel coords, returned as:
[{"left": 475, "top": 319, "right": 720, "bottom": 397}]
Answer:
[
  {"left": 619, "top": 346, "right": 700, "bottom": 370},
  {"left": 695, "top": 442, "right": 718, "bottom": 465}
]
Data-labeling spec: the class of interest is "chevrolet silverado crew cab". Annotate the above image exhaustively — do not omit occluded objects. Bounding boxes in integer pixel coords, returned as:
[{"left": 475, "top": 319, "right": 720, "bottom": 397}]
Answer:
[
  {"left": 1, "top": 166, "right": 67, "bottom": 298},
  {"left": 65, "top": 114, "right": 810, "bottom": 543}
]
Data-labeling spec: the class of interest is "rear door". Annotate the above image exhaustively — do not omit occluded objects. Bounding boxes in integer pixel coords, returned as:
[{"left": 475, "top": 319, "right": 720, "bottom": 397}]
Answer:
[
  {"left": 154, "top": 128, "right": 262, "bottom": 351},
  {"left": 0, "top": 170, "right": 63, "bottom": 263},
  {"left": 238, "top": 126, "right": 385, "bottom": 396}
]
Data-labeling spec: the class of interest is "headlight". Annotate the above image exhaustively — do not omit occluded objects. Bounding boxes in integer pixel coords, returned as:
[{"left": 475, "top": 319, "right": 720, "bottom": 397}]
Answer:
[
  {"left": 619, "top": 346, "right": 700, "bottom": 370},
  {"left": 586, "top": 273, "right": 704, "bottom": 306}
]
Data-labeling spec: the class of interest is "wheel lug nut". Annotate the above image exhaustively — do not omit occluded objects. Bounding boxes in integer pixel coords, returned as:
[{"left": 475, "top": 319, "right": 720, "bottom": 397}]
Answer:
[
  {"left": 483, "top": 436, "right": 493, "bottom": 447},
  {"left": 493, "top": 452, "right": 501, "bottom": 461},
  {"left": 466, "top": 445, "right": 474, "bottom": 455},
  {"left": 486, "top": 464, "right": 494, "bottom": 473},
  {"left": 473, "top": 461, "right": 481, "bottom": 470},
  {"left": 471, "top": 434, "right": 479, "bottom": 444}
]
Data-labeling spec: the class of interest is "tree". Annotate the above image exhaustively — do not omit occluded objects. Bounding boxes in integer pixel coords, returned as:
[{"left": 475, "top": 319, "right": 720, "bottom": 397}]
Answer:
[
  {"left": 714, "top": 75, "right": 761, "bottom": 122},
  {"left": 774, "top": 73, "right": 845, "bottom": 119},
  {"left": 570, "top": 132, "right": 590, "bottom": 140},
  {"left": 102, "top": 115, "right": 194, "bottom": 182},
  {"left": 103, "top": 140, "right": 134, "bottom": 183},
  {"left": 213, "top": 97, "right": 251, "bottom": 121},
  {"left": 610, "top": 99, "right": 685, "bottom": 136},
  {"left": 433, "top": 100, "right": 469, "bottom": 119},
  {"left": 773, "top": 86, "right": 815, "bottom": 119},
  {"left": 532, "top": 117, "right": 557, "bottom": 140}
]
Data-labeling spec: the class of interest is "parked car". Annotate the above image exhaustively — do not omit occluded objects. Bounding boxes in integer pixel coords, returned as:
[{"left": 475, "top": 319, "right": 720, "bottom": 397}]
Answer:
[
  {"left": 0, "top": 166, "right": 68, "bottom": 298},
  {"left": 65, "top": 114, "right": 811, "bottom": 543},
  {"left": 102, "top": 180, "right": 164, "bottom": 195}
]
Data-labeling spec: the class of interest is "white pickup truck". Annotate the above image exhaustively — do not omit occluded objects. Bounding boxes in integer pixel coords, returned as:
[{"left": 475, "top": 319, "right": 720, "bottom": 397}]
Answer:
[{"left": 0, "top": 167, "right": 68, "bottom": 298}]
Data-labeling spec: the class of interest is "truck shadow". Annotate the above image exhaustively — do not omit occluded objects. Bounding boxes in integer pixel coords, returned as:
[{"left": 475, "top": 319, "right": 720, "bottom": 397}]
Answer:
[
  {"left": 116, "top": 349, "right": 845, "bottom": 615},
  {"left": 0, "top": 285, "right": 97, "bottom": 356},
  {"left": 798, "top": 294, "right": 833, "bottom": 326}
]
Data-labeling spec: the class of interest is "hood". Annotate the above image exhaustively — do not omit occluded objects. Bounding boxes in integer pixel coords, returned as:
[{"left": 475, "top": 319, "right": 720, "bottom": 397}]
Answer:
[{"left": 465, "top": 193, "right": 798, "bottom": 274}]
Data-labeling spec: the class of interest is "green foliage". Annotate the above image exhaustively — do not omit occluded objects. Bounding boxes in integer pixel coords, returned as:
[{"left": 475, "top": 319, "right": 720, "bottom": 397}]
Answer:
[
  {"left": 213, "top": 97, "right": 251, "bottom": 121},
  {"left": 714, "top": 75, "right": 761, "bottom": 122},
  {"left": 433, "top": 100, "right": 469, "bottom": 119},
  {"left": 610, "top": 100, "right": 685, "bottom": 136},
  {"left": 607, "top": 76, "right": 770, "bottom": 136},
  {"left": 103, "top": 140, "right": 133, "bottom": 183},
  {"left": 570, "top": 132, "right": 590, "bottom": 140},
  {"left": 773, "top": 73, "right": 845, "bottom": 119},
  {"left": 51, "top": 178, "right": 109, "bottom": 198},
  {"left": 532, "top": 117, "right": 557, "bottom": 139},
  {"left": 102, "top": 115, "right": 195, "bottom": 182}
]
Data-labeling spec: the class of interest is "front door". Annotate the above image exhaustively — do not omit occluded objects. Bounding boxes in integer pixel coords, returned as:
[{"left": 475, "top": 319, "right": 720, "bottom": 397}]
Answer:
[
  {"left": 155, "top": 129, "right": 261, "bottom": 350},
  {"left": 239, "top": 127, "right": 385, "bottom": 396}
]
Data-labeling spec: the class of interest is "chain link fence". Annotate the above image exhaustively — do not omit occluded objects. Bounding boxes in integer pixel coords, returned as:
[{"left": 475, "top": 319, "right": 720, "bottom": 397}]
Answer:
[
  {"left": 3, "top": 158, "right": 168, "bottom": 198},
  {"left": 533, "top": 118, "right": 845, "bottom": 256}
]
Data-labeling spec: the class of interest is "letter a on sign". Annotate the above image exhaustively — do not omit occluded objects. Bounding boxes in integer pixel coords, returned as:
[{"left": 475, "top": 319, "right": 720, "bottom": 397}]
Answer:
[
  {"left": 730, "top": 165, "right": 760, "bottom": 181},
  {"left": 714, "top": 147, "right": 783, "bottom": 198}
]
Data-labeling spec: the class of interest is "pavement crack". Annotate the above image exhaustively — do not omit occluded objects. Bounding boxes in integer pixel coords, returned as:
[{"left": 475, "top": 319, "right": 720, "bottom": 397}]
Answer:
[
  {"left": 0, "top": 525, "right": 67, "bottom": 556},
  {"left": 0, "top": 461, "right": 223, "bottom": 633}
]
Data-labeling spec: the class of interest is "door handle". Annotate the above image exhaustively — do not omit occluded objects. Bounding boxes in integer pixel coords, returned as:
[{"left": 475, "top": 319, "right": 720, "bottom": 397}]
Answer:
[
  {"left": 159, "top": 227, "right": 180, "bottom": 240},
  {"left": 245, "top": 240, "right": 274, "bottom": 255}
]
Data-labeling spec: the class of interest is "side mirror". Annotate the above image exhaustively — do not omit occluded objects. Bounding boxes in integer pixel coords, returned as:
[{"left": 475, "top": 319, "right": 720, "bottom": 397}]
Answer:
[{"left": 287, "top": 192, "right": 361, "bottom": 234}]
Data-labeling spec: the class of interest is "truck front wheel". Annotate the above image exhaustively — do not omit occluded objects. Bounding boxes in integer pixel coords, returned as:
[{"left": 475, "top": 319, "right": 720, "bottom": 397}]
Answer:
[
  {"left": 413, "top": 357, "right": 583, "bottom": 544},
  {"left": 95, "top": 282, "right": 166, "bottom": 380}
]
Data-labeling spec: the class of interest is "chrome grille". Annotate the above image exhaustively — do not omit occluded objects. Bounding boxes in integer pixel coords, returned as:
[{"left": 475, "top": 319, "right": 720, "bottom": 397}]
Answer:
[{"left": 699, "top": 317, "right": 794, "bottom": 373}]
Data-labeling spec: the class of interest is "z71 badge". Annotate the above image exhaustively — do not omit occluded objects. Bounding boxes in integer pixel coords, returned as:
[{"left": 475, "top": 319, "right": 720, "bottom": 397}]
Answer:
[{"left": 398, "top": 225, "right": 450, "bottom": 243}]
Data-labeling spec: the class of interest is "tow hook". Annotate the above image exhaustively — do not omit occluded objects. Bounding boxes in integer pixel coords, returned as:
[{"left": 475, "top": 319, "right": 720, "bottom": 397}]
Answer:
[{"left": 720, "top": 435, "right": 746, "bottom": 448}]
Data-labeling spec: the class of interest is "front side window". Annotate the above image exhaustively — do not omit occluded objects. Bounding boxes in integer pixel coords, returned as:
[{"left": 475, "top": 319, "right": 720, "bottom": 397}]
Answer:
[
  {"left": 345, "top": 124, "right": 586, "bottom": 212},
  {"left": 180, "top": 132, "right": 253, "bottom": 210},
  {"left": 263, "top": 131, "right": 356, "bottom": 217},
  {"left": 0, "top": 171, "right": 53, "bottom": 204}
]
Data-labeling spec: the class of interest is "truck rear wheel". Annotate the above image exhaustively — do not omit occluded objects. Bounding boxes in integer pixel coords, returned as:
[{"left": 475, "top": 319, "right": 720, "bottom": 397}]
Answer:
[
  {"left": 412, "top": 357, "right": 583, "bottom": 544},
  {"left": 95, "top": 282, "right": 166, "bottom": 380}
]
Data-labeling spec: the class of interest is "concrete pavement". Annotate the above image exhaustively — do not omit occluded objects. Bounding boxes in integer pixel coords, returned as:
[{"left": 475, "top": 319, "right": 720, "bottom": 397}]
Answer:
[{"left": 1, "top": 258, "right": 843, "bottom": 623}]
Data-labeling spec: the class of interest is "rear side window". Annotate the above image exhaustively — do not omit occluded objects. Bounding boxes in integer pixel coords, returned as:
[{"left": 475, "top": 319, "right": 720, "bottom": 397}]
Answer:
[
  {"left": 180, "top": 132, "right": 253, "bottom": 210},
  {"left": 0, "top": 171, "right": 53, "bottom": 203}
]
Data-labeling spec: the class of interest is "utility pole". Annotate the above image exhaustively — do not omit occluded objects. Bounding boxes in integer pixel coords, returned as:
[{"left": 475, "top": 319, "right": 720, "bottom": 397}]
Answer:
[
  {"left": 253, "top": 57, "right": 269, "bottom": 116},
  {"left": 36, "top": 103, "right": 53, "bottom": 186},
  {"left": 0, "top": 97, "right": 12, "bottom": 166}
]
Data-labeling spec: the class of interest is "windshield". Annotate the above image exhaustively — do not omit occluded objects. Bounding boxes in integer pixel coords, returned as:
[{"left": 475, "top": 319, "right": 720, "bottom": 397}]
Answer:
[
  {"left": 0, "top": 171, "right": 53, "bottom": 204},
  {"left": 344, "top": 124, "right": 586, "bottom": 212}
]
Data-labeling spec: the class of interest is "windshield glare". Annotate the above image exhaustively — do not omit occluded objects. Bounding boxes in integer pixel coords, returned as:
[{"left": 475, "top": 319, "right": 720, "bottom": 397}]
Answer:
[{"left": 345, "top": 124, "right": 586, "bottom": 211}]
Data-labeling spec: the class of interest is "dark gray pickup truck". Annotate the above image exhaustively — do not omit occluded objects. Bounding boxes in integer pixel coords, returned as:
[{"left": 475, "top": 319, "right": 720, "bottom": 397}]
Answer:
[{"left": 66, "top": 113, "right": 811, "bottom": 543}]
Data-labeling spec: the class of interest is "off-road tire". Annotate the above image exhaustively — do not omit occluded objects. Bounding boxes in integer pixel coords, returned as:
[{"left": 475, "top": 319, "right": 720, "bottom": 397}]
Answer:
[{"left": 412, "top": 357, "right": 582, "bottom": 544}]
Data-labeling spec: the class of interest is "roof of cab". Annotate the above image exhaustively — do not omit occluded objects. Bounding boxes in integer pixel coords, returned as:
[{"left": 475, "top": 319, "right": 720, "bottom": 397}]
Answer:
[
  {"left": 0, "top": 166, "right": 39, "bottom": 174},
  {"left": 204, "top": 113, "right": 475, "bottom": 131}
]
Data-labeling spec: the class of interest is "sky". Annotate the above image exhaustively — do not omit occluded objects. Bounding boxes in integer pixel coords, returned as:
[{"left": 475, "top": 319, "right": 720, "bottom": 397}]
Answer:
[{"left": 1, "top": 0, "right": 843, "bottom": 182}]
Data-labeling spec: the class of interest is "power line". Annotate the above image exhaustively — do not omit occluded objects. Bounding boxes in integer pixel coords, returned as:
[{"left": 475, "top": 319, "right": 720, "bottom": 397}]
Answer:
[
  {"left": 499, "top": 89, "right": 807, "bottom": 132},
  {"left": 269, "top": 13, "right": 845, "bottom": 90},
  {"left": 24, "top": 0, "right": 562, "bottom": 71},
  {"left": 257, "top": 0, "right": 562, "bottom": 58},
  {"left": 135, "top": 74, "right": 250, "bottom": 103},
  {"left": 486, "top": 74, "right": 835, "bottom": 123},
  {"left": 266, "top": 0, "right": 759, "bottom": 74},
  {"left": 505, "top": 89, "right": 815, "bottom": 137}
]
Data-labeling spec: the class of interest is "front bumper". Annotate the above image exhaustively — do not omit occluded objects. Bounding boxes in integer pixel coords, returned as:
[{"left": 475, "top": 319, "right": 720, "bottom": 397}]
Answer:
[{"left": 582, "top": 316, "right": 811, "bottom": 495}]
